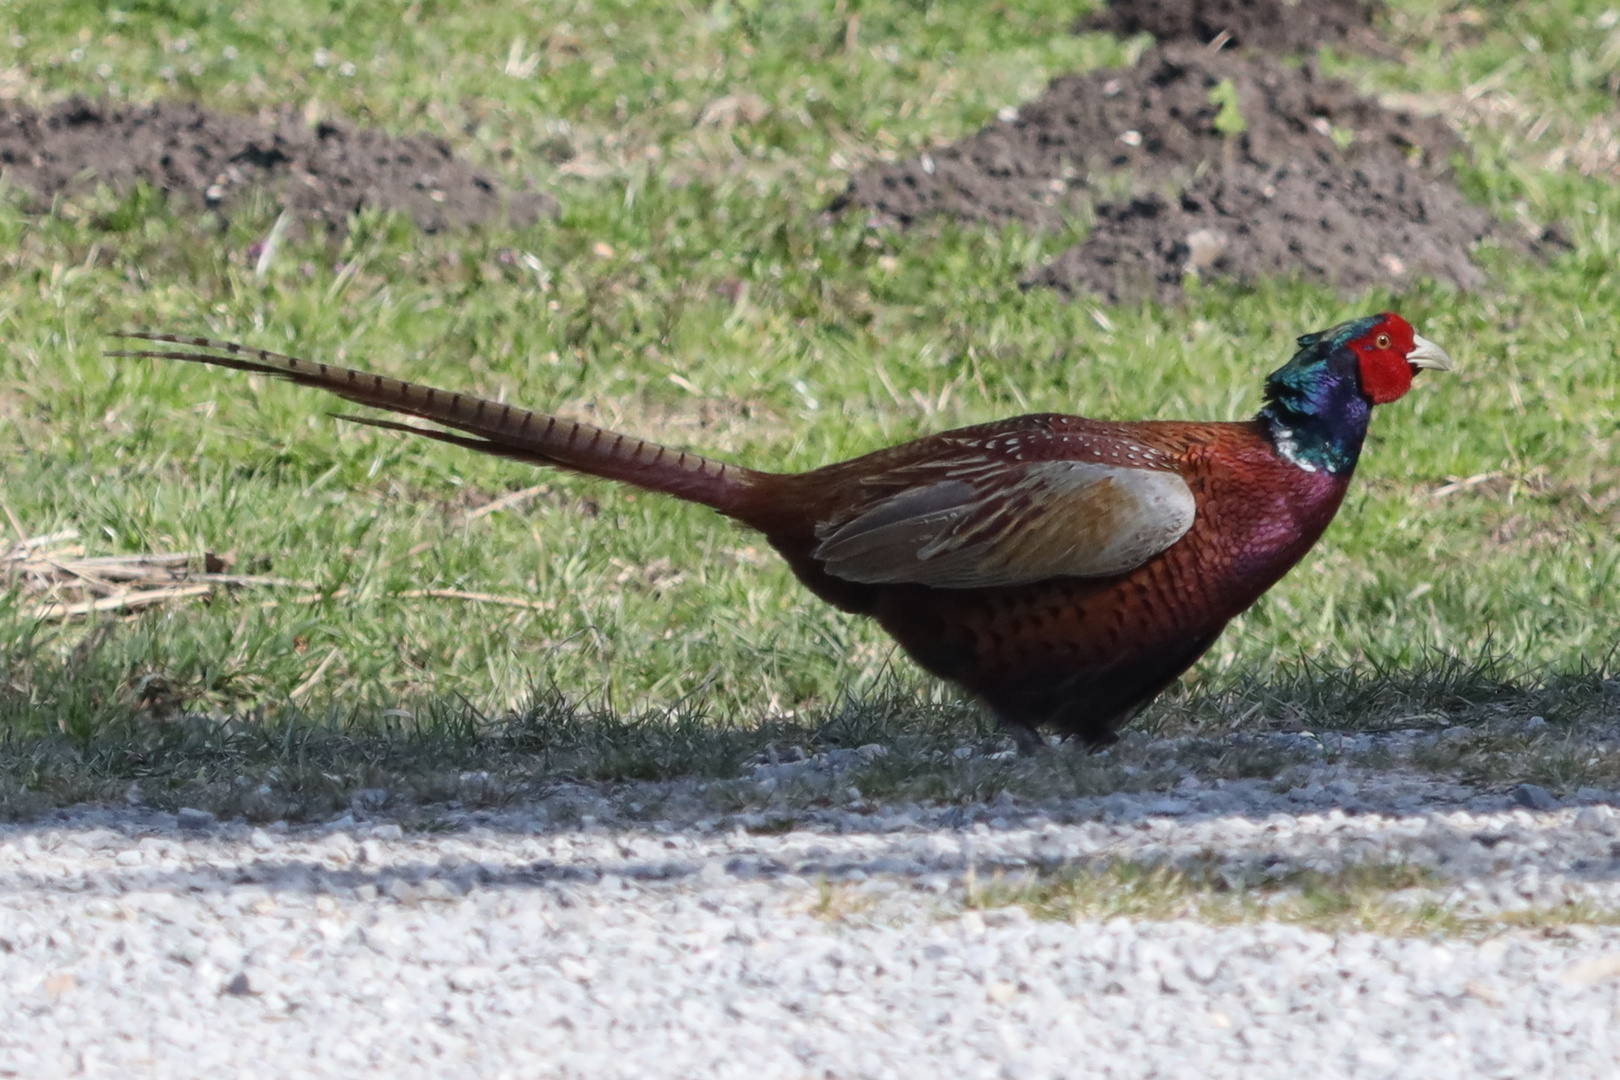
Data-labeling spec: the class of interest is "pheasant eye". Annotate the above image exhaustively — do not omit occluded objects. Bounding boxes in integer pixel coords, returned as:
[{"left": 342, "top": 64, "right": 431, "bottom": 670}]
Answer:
[{"left": 1375, "top": 333, "right": 1391, "bottom": 349}]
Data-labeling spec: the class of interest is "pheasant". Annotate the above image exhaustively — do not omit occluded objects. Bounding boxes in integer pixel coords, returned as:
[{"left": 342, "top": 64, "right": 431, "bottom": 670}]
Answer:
[{"left": 114, "top": 313, "right": 1449, "bottom": 748}]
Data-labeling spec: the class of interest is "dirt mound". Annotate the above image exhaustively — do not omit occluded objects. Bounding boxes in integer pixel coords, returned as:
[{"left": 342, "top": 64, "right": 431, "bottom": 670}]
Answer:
[
  {"left": 1078, "top": 0, "right": 1377, "bottom": 53},
  {"left": 833, "top": 44, "right": 1535, "bottom": 302},
  {"left": 0, "top": 98, "right": 556, "bottom": 233},
  {"left": 835, "top": 45, "right": 1460, "bottom": 232},
  {"left": 1025, "top": 157, "right": 1496, "bottom": 304}
]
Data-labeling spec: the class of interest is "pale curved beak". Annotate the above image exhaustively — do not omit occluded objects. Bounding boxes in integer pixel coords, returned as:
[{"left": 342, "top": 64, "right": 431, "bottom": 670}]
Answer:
[{"left": 1407, "top": 334, "right": 1453, "bottom": 372}]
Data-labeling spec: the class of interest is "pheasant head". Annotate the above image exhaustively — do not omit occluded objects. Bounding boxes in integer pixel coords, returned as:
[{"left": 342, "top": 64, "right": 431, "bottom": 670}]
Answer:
[{"left": 1258, "top": 312, "right": 1452, "bottom": 475}]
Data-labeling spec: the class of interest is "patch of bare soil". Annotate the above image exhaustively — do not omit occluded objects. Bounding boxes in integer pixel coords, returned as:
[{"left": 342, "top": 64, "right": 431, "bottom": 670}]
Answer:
[
  {"left": 1078, "top": 0, "right": 1379, "bottom": 54},
  {"left": 0, "top": 98, "right": 556, "bottom": 233},
  {"left": 833, "top": 44, "right": 1547, "bottom": 302},
  {"left": 1026, "top": 157, "right": 1500, "bottom": 304},
  {"left": 835, "top": 45, "right": 1459, "bottom": 231}
]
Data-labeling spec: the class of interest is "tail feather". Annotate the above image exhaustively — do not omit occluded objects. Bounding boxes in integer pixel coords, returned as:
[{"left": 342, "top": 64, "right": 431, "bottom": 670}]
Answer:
[{"left": 110, "top": 333, "right": 764, "bottom": 515}]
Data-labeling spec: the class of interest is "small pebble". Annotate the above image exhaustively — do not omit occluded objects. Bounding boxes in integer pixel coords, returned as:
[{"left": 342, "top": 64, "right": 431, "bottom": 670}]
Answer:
[
  {"left": 176, "top": 808, "right": 216, "bottom": 831},
  {"left": 1514, "top": 783, "right": 1560, "bottom": 811}
]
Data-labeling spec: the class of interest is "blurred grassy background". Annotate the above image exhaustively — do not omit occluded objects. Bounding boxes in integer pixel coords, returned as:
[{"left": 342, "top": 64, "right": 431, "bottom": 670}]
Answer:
[{"left": 0, "top": 0, "right": 1614, "bottom": 760}]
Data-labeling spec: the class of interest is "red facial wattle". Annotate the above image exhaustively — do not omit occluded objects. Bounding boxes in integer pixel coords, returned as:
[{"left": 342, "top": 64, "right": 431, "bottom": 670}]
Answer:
[
  {"left": 1357, "top": 348, "right": 1415, "bottom": 404},
  {"left": 1352, "top": 314, "right": 1419, "bottom": 405}
]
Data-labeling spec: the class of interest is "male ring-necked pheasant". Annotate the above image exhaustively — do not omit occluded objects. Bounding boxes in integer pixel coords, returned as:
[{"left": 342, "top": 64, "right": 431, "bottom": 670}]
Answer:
[{"left": 115, "top": 313, "right": 1449, "bottom": 747}]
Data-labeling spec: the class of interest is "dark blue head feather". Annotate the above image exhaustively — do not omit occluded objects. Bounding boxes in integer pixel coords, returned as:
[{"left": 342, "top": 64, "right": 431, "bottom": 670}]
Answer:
[{"left": 1257, "top": 316, "right": 1381, "bottom": 475}]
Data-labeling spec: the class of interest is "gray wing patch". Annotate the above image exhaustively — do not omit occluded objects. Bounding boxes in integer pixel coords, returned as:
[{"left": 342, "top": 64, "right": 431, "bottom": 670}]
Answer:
[{"left": 812, "top": 461, "right": 1196, "bottom": 589}]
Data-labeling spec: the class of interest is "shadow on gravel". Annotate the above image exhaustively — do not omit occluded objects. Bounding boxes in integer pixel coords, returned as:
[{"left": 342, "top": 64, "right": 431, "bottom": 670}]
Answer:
[
  {"left": 6, "top": 790, "right": 1620, "bottom": 937},
  {"left": 5, "top": 651, "right": 1619, "bottom": 933},
  {"left": 4, "top": 843, "right": 1618, "bottom": 898},
  {"left": 1, "top": 642, "right": 1617, "bottom": 827}
]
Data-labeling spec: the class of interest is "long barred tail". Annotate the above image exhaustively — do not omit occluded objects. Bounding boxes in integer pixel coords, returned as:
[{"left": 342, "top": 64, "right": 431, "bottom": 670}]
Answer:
[{"left": 109, "top": 333, "right": 764, "bottom": 516}]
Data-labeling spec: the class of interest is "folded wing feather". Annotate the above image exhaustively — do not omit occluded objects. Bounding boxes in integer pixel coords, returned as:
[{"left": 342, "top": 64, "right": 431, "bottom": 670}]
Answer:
[{"left": 812, "top": 460, "right": 1196, "bottom": 588}]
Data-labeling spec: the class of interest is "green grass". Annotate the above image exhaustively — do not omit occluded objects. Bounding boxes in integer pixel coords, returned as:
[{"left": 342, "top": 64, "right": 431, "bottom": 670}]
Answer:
[
  {"left": 0, "top": 0, "right": 1616, "bottom": 809},
  {"left": 1, "top": 649, "right": 1611, "bottom": 823},
  {"left": 959, "top": 858, "right": 1620, "bottom": 938}
]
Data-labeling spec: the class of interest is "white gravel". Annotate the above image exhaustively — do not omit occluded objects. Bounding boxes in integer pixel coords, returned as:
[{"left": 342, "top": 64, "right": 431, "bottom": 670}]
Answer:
[{"left": 5, "top": 744, "right": 1620, "bottom": 1077}]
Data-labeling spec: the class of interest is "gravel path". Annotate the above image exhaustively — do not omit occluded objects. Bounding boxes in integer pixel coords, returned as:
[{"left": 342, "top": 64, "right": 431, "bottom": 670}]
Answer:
[{"left": 6, "top": 748, "right": 1620, "bottom": 1078}]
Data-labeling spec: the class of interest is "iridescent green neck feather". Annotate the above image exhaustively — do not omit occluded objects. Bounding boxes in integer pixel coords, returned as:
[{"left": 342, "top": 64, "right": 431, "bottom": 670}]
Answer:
[{"left": 1255, "top": 317, "right": 1379, "bottom": 476}]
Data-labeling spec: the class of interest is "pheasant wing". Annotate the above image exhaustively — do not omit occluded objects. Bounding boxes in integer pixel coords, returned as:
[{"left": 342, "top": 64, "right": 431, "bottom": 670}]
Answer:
[{"left": 812, "top": 458, "right": 1195, "bottom": 588}]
